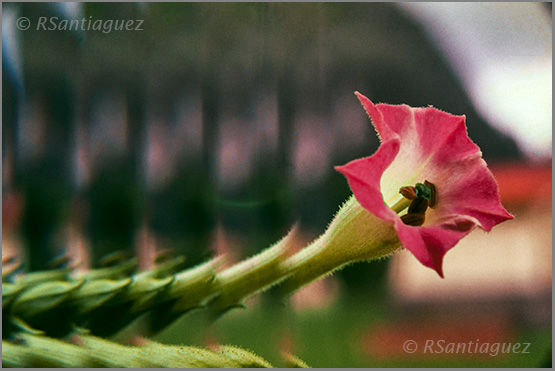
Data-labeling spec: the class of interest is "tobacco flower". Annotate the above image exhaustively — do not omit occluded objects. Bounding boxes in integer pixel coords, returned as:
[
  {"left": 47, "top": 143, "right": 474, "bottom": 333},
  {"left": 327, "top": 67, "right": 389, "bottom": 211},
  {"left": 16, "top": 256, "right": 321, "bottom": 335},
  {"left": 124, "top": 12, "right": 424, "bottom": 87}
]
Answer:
[{"left": 336, "top": 92, "right": 513, "bottom": 276}]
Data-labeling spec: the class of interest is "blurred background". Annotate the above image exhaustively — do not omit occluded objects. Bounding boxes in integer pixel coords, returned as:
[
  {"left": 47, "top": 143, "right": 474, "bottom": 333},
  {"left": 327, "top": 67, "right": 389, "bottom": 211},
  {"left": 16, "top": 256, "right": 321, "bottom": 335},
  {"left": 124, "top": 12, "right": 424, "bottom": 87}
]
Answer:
[{"left": 2, "top": 2, "right": 551, "bottom": 367}]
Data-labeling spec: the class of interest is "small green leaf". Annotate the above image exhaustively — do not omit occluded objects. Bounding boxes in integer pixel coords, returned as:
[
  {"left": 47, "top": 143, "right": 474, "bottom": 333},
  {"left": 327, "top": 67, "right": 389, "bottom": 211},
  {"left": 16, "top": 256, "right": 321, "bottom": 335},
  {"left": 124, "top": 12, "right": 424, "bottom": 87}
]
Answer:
[
  {"left": 11, "top": 280, "right": 83, "bottom": 318},
  {"left": 133, "top": 255, "right": 187, "bottom": 280},
  {"left": 126, "top": 276, "right": 174, "bottom": 313},
  {"left": 2, "top": 282, "right": 26, "bottom": 307},
  {"left": 77, "top": 258, "right": 137, "bottom": 281},
  {"left": 70, "top": 278, "right": 131, "bottom": 314},
  {"left": 11, "top": 316, "right": 45, "bottom": 335},
  {"left": 74, "top": 278, "right": 131, "bottom": 298},
  {"left": 14, "top": 269, "right": 71, "bottom": 287}
]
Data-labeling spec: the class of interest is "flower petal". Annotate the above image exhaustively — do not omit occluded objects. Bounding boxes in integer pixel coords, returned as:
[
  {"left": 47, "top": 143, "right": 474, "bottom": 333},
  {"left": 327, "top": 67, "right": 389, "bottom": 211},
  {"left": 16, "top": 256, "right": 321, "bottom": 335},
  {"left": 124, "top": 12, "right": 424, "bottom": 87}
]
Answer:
[
  {"left": 335, "top": 139, "right": 400, "bottom": 222},
  {"left": 394, "top": 218, "right": 476, "bottom": 277},
  {"left": 340, "top": 92, "right": 513, "bottom": 277},
  {"left": 354, "top": 91, "right": 401, "bottom": 142},
  {"left": 356, "top": 92, "right": 513, "bottom": 230},
  {"left": 426, "top": 158, "right": 514, "bottom": 231}
]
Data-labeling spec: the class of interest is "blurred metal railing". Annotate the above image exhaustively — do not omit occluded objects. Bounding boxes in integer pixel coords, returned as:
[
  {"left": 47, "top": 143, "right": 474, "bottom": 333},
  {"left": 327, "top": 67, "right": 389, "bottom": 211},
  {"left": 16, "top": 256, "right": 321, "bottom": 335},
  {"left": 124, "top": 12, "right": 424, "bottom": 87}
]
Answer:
[{"left": 2, "top": 3, "right": 522, "bottom": 291}]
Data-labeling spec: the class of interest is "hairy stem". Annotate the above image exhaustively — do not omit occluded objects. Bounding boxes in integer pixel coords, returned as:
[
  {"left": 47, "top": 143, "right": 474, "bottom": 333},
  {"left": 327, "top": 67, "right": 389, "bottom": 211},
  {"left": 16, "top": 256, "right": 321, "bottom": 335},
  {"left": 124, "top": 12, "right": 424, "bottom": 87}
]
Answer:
[{"left": 278, "top": 195, "right": 401, "bottom": 295}]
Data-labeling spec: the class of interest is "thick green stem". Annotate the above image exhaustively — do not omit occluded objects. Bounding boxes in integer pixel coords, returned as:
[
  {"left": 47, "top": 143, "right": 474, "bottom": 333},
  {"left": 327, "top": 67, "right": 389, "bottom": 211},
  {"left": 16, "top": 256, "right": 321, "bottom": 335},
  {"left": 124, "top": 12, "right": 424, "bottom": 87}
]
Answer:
[
  {"left": 208, "top": 232, "right": 294, "bottom": 313},
  {"left": 209, "top": 196, "right": 403, "bottom": 302},
  {"left": 279, "top": 196, "right": 401, "bottom": 295}
]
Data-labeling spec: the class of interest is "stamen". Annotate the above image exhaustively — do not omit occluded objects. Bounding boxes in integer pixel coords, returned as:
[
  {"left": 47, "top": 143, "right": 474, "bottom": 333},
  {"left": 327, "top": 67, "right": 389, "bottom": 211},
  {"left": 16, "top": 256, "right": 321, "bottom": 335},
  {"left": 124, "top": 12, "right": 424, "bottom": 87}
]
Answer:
[
  {"left": 415, "top": 183, "right": 432, "bottom": 200},
  {"left": 399, "top": 186, "right": 417, "bottom": 200},
  {"left": 395, "top": 181, "right": 437, "bottom": 226},
  {"left": 400, "top": 213, "right": 425, "bottom": 226},
  {"left": 424, "top": 180, "right": 437, "bottom": 208},
  {"left": 390, "top": 197, "right": 411, "bottom": 214},
  {"left": 391, "top": 180, "right": 437, "bottom": 222},
  {"left": 407, "top": 197, "right": 429, "bottom": 214}
]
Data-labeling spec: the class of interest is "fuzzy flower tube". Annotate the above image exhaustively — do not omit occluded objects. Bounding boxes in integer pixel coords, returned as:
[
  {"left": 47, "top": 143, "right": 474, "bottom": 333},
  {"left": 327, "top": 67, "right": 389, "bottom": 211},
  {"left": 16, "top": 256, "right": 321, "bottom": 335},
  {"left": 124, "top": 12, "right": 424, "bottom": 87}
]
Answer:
[{"left": 278, "top": 92, "right": 513, "bottom": 293}]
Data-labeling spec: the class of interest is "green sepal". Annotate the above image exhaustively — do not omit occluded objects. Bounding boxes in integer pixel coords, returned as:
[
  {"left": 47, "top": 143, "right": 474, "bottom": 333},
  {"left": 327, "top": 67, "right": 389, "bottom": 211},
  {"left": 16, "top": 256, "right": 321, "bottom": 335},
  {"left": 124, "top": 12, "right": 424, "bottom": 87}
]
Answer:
[
  {"left": 133, "top": 255, "right": 187, "bottom": 280},
  {"left": 77, "top": 258, "right": 137, "bottom": 281},
  {"left": 11, "top": 280, "right": 84, "bottom": 318},
  {"left": 2, "top": 282, "right": 26, "bottom": 307},
  {"left": 11, "top": 316, "right": 45, "bottom": 335},
  {"left": 13, "top": 268, "right": 71, "bottom": 287},
  {"left": 70, "top": 278, "right": 132, "bottom": 315},
  {"left": 126, "top": 275, "right": 175, "bottom": 313}
]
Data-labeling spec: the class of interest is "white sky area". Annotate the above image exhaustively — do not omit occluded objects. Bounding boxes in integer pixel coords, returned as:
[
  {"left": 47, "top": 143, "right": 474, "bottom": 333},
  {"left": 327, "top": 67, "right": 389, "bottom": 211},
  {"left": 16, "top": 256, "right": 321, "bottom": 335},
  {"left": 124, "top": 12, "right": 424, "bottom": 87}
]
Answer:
[{"left": 398, "top": 3, "right": 552, "bottom": 161}]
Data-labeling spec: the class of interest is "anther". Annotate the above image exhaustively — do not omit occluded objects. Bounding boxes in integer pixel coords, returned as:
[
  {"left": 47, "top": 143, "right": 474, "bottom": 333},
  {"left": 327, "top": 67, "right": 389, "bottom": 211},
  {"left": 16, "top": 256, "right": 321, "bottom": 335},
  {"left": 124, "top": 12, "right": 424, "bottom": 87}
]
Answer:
[
  {"left": 415, "top": 182, "right": 432, "bottom": 200},
  {"left": 424, "top": 180, "right": 437, "bottom": 208},
  {"left": 399, "top": 186, "right": 417, "bottom": 200},
  {"left": 397, "top": 181, "right": 438, "bottom": 226},
  {"left": 398, "top": 181, "right": 438, "bottom": 226},
  {"left": 400, "top": 213, "right": 425, "bottom": 226},
  {"left": 408, "top": 197, "right": 429, "bottom": 214}
]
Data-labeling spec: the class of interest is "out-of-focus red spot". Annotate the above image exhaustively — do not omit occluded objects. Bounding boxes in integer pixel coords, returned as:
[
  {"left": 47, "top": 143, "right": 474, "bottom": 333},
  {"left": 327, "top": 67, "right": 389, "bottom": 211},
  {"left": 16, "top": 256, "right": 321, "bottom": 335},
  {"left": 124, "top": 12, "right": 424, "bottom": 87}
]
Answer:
[
  {"left": 2, "top": 191, "right": 25, "bottom": 232},
  {"left": 280, "top": 332, "right": 295, "bottom": 355},
  {"left": 127, "top": 335, "right": 149, "bottom": 347},
  {"left": 202, "top": 333, "right": 221, "bottom": 350},
  {"left": 360, "top": 314, "right": 514, "bottom": 359},
  {"left": 491, "top": 164, "right": 551, "bottom": 205}
]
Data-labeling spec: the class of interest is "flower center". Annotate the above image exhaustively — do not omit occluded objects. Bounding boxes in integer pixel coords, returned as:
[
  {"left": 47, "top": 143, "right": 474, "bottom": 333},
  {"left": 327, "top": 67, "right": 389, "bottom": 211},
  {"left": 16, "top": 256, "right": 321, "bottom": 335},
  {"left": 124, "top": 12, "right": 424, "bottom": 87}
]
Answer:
[{"left": 390, "top": 180, "right": 437, "bottom": 226}]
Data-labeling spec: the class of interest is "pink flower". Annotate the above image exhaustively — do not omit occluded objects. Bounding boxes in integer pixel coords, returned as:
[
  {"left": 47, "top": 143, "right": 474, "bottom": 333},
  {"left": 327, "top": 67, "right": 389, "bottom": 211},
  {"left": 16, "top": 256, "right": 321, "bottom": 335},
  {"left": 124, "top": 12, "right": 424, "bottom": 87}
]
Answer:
[{"left": 336, "top": 92, "right": 513, "bottom": 277}]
